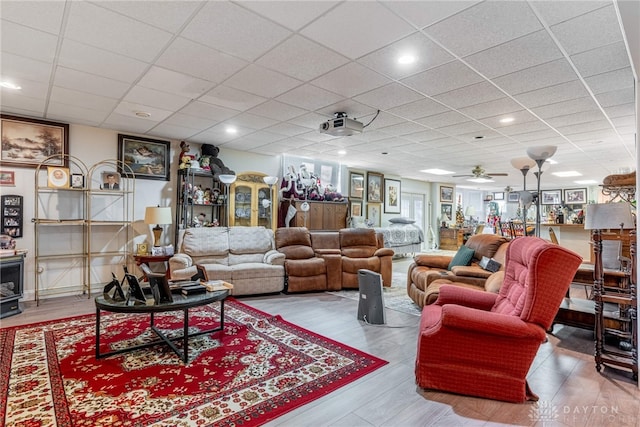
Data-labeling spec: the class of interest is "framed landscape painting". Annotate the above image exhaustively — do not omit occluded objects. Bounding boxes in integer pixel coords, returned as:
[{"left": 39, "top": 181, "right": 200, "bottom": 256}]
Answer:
[
  {"left": 118, "top": 134, "right": 170, "bottom": 181},
  {"left": 0, "top": 115, "right": 69, "bottom": 168}
]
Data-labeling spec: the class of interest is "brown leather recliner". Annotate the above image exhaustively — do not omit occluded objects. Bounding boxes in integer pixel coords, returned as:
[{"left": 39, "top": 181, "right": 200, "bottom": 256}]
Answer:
[
  {"left": 275, "top": 227, "right": 341, "bottom": 292},
  {"left": 339, "top": 228, "right": 394, "bottom": 288}
]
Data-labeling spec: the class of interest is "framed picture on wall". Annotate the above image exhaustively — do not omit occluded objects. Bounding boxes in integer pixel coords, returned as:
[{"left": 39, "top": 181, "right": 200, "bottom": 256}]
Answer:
[
  {"left": 1, "top": 115, "right": 69, "bottom": 168},
  {"left": 349, "top": 172, "right": 364, "bottom": 199},
  {"left": 367, "top": 172, "right": 383, "bottom": 203},
  {"left": 384, "top": 178, "right": 401, "bottom": 214},
  {"left": 563, "top": 188, "right": 587, "bottom": 204},
  {"left": 440, "top": 186, "right": 453, "bottom": 203},
  {"left": 507, "top": 192, "right": 520, "bottom": 203},
  {"left": 493, "top": 192, "right": 504, "bottom": 201},
  {"left": 118, "top": 134, "right": 170, "bottom": 181},
  {"left": 541, "top": 189, "right": 562, "bottom": 205},
  {"left": 351, "top": 200, "right": 362, "bottom": 217},
  {"left": 367, "top": 203, "right": 381, "bottom": 227},
  {"left": 441, "top": 204, "right": 453, "bottom": 221}
]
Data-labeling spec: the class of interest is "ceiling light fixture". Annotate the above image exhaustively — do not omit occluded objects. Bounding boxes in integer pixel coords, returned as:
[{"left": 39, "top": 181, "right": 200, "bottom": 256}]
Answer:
[
  {"left": 421, "top": 168, "right": 455, "bottom": 175},
  {"left": 0, "top": 81, "right": 21, "bottom": 90},
  {"left": 499, "top": 117, "right": 515, "bottom": 123},
  {"left": 575, "top": 179, "right": 598, "bottom": 185},
  {"left": 552, "top": 171, "right": 582, "bottom": 177},
  {"left": 225, "top": 126, "right": 237, "bottom": 134},
  {"left": 135, "top": 111, "right": 151, "bottom": 118},
  {"left": 474, "top": 135, "right": 484, "bottom": 140},
  {"left": 467, "top": 177, "right": 494, "bottom": 183},
  {"left": 398, "top": 54, "right": 416, "bottom": 64},
  {"left": 337, "top": 150, "right": 346, "bottom": 155}
]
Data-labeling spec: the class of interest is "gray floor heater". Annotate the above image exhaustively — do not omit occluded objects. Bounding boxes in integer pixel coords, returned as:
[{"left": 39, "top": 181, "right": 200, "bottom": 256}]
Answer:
[{"left": 357, "top": 269, "right": 386, "bottom": 324}]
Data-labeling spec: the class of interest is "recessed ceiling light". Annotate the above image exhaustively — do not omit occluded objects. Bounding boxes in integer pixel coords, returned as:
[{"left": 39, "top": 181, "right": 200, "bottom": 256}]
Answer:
[
  {"left": 134, "top": 111, "right": 151, "bottom": 118},
  {"left": 552, "top": 171, "right": 582, "bottom": 177},
  {"left": 0, "top": 81, "right": 21, "bottom": 90},
  {"left": 575, "top": 179, "right": 598, "bottom": 185},
  {"left": 499, "top": 117, "right": 514, "bottom": 123},
  {"left": 545, "top": 159, "right": 558, "bottom": 164},
  {"left": 381, "top": 152, "right": 388, "bottom": 155},
  {"left": 421, "top": 168, "right": 455, "bottom": 175},
  {"left": 474, "top": 135, "right": 484, "bottom": 140},
  {"left": 338, "top": 150, "right": 346, "bottom": 155},
  {"left": 398, "top": 54, "right": 416, "bottom": 64},
  {"left": 225, "top": 126, "right": 237, "bottom": 134}
]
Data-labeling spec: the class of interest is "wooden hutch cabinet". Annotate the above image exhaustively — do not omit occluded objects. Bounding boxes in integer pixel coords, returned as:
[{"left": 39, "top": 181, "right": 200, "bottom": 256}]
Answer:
[
  {"left": 279, "top": 200, "right": 348, "bottom": 230},
  {"left": 229, "top": 172, "right": 277, "bottom": 231}
]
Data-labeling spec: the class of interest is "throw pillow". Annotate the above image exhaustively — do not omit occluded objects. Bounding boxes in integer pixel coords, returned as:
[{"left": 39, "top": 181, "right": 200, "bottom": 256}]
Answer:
[
  {"left": 479, "top": 256, "right": 502, "bottom": 273},
  {"left": 448, "top": 245, "right": 475, "bottom": 270},
  {"left": 389, "top": 217, "right": 415, "bottom": 224}
]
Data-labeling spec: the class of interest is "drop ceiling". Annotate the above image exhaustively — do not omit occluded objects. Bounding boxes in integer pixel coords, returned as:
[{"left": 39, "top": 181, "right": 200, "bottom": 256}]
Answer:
[{"left": 0, "top": 0, "right": 636, "bottom": 190}]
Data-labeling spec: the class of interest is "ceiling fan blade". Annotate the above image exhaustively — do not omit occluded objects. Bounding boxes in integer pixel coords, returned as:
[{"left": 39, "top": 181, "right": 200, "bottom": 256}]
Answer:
[
  {"left": 452, "top": 174, "right": 473, "bottom": 178},
  {"left": 487, "top": 173, "right": 508, "bottom": 176}
]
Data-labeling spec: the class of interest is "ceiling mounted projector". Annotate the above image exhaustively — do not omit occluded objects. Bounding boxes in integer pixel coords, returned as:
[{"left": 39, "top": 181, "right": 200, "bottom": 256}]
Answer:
[{"left": 319, "top": 112, "right": 363, "bottom": 136}]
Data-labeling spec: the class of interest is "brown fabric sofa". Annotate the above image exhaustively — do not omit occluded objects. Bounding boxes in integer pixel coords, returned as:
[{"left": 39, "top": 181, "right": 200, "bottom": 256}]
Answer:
[
  {"left": 275, "top": 227, "right": 394, "bottom": 292},
  {"left": 407, "top": 234, "right": 509, "bottom": 308}
]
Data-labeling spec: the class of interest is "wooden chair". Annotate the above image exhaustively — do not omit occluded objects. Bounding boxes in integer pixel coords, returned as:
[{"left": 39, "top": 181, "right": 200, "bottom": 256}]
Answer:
[{"left": 548, "top": 227, "right": 559, "bottom": 245}]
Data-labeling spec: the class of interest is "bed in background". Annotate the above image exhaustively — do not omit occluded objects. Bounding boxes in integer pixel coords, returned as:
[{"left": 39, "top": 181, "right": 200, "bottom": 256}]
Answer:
[{"left": 374, "top": 217, "right": 424, "bottom": 256}]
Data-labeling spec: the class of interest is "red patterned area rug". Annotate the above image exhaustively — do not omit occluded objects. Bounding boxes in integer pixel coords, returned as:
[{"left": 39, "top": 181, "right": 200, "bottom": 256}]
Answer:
[{"left": 1, "top": 298, "right": 387, "bottom": 426}]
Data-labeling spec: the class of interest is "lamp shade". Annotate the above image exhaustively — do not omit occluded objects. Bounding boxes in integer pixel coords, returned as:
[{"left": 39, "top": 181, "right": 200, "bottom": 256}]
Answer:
[
  {"left": 519, "top": 191, "right": 534, "bottom": 209},
  {"left": 526, "top": 145, "right": 557, "bottom": 161},
  {"left": 219, "top": 174, "right": 237, "bottom": 184},
  {"left": 263, "top": 176, "right": 278, "bottom": 186},
  {"left": 144, "top": 206, "right": 172, "bottom": 225},
  {"left": 511, "top": 157, "right": 537, "bottom": 171},
  {"left": 465, "top": 206, "right": 476, "bottom": 216},
  {"left": 584, "top": 203, "right": 635, "bottom": 230}
]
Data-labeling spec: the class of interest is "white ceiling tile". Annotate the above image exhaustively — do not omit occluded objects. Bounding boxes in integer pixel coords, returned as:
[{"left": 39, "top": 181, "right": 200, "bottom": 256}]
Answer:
[
  {"left": 156, "top": 37, "right": 248, "bottom": 84},
  {"left": 416, "top": 110, "right": 469, "bottom": 128},
  {"left": 247, "top": 100, "right": 307, "bottom": 121},
  {"left": 401, "top": 60, "right": 484, "bottom": 96},
  {"left": 0, "top": 20, "right": 58, "bottom": 63},
  {"left": 264, "top": 122, "right": 310, "bottom": 137},
  {"left": 498, "top": 121, "right": 550, "bottom": 136},
  {"left": 509, "top": 129, "right": 560, "bottom": 142},
  {"left": 1, "top": 52, "right": 52, "bottom": 84},
  {"left": 257, "top": 35, "right": 349, "bottom": 81},
  {"left": 386, "top": 98, "right": 449, "bottom": 120},
  {"left": 50, "top": 86, "right": 118, "bottom": 112},
  {"left": 383, "top": 1, "right": 480, "bottom": 29},
  {"left": 192, "top": 123, "right": 255, "bottom": 144},
  {"left": 58, "top": 39, "right": 148, "bottom": 83},
  {"left": 549, "top": 5, "right": 623, "bottom": 55},
  {"left": 95, "top": 0, "right": 202, "bottom": 33},
  {"left": 224, "top": 64, "right": 302, "bottom": 98},
  {"left": 0, "top": 91, "right": 46, "bottom": 115},
  {"left": 225, "top": 112, "right": 278, "bottom": 130},
  {"left": 137, "top": 66, "right": 216, "bottom": 98},
  {"left": 532, "top": 1, "right": 610, "bottom": 26},
  {"left": 124, "top": 86, "right": 191, "bottom": 112},
  {"left": 424, "top": 1, "right": 542, "bottom": 56},
  {"left": 288, "top": 112, "right": 333, "bottom": 130},
  {"left": 113, "top": 101, "right": 173, "bottom": 122},
  {"left": 317, "top": 100, "right": 377, "bottom": 122},
  {"left": 556, "top": 120, "right": 612, "bottom": 136},
  {"left": 354, "top": 111, "right": 405, "bottom": 131},
  {"left": 604, "top": 103, "right": 635, "bottom": 119},
  {"left": 1, "top": 78, "right": 48, "bottom": 101},
  {"left": 465, "top": 30, "right": 563, "bottom": 79},
  {"left": 493, "top": 58, "right": 578, "bottom": 95},
  {"left": 148, "top": 122, "right": 201, "bottom": 140},
  {"left": 199, "top": 86, "right": 266, "bottom": 111},
  {"left": 436, "top": 120, "right": 491, "bottom": 137},
  {"left": 515, "top": 80, "right": 589, "bottom": 108},
  {"left": 570, "top": 41, "right": 631, "bottom": 78},
  {"left": 584, "top": 67, "right": 634, "bottom": 95},
  {"left": 357, "top": 32, "right": 454, "bottom": 79},
  {"left": 54, "top": 67, "right": 131, "bottom": 99},
  {"left": 0, "top": 1, "right": 65, "bottom": 34},
  {"left": 402, "top": 129, "right": 450, "bottom": 143},
  {"left": 301, "top": 2, "right": 415, "bottom": 59},
  {"left": 240, "top": 1, "right": 339, "bottom": 31},
  {"left": 178, "top": 100, "right": 240, "bottom": 122},
  {"left": 531, "top": 97, "right": 599, "bottom": 119},
  {"left": 353, "top": 83, "right": 424, "bottom": 110},
  {"left": 546, "top": 110, "right": 608, "bottom": 128},
  {"left": 459, "top": 98, "right": 525, "bottom": 120},
  {"left": 65, "top": 1, "right": 173, "bottom": 62},
  {"left": 276, "top": 84, "right": 345, "bottom": 112},
  {"left": 595, "top": 88, "right": 635, "bottom": 107},
  {"left": 377, "top": 121, "right": 428, "bottom": 136},
  {"left": 181, "top": 1, "right": 291, "bottom": 61},
  {"left": 311, "top": 62, "right": 391, "bottom": 98},
  {"left": 161, "top": 112, "right": 219, "bottom": 132},
  {"left": 433, "top": 81, "right": 505, "bottom": 109},
  {"left": 46, "top": 102, "right": 109, "bottom": 126},
  {"left": 103, "top": 112, "right": 159, "bottom": 134}
]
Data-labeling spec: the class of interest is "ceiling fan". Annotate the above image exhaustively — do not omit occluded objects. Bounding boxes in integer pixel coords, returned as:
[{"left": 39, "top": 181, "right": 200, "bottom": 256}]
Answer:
[{"left": 453, "top": 166, "right": 508, "bottom": 181}]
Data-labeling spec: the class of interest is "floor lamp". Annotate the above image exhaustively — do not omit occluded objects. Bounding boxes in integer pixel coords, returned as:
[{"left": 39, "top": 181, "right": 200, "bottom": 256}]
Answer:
[
  {"left": 218, "top": 174, "right": 237, "bottom": 227},
  {"left": 511, "top": 157, "right": 537, "bottom": 233},
  {"left": 262, "top": 176, "right": 278, "bottom": 228},
  {"left": 526, "top": 146, "right": 557, "bottom": 237}
]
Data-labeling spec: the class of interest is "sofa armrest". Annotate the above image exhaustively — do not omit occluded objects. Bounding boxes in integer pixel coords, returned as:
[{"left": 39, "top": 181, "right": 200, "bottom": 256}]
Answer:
[
  {"left": 440, "top": 305, "right": 544, "bottom": 339},
  {"left": 450, "top": 265, "right": 492, "bottom": 279},
  {"left": 434, "top": 285, "right": 497, "bottom": 311},
  {"left": 169, "top": 253, "right": 193, "bottom": 273},
  {"left": 374, "top": 248, "right": 394, "bottom": 258},
  {"left": 318, "top": 253, "right": 342, "bottom": 291},
  {"left": 413, "top": 254, "right": 452, "bottom": 269},
  {"left": 264, "top": 249, "right": 286, "bottom": 266}
]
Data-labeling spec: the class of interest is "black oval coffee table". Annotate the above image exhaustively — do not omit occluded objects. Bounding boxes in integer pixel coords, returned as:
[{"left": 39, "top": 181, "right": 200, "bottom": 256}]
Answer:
[{"left": 95, "top": 289, "right": 229, "bottom": 363}]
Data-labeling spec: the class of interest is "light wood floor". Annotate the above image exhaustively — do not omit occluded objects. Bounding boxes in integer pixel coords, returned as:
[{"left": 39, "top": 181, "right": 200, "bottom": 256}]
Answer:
[{"left": 2, "top": 258, "right": 639, "bottom": 426}]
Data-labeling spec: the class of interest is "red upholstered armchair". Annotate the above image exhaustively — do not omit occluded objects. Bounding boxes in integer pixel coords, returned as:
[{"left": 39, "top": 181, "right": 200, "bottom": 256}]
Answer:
[{"left": 415, "top": 237, "right": 582, "bottom": 402}]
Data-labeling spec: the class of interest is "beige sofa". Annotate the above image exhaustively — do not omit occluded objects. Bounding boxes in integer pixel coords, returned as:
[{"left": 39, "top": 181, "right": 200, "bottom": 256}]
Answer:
[{"left": 169, "top": 226, "right": 285, "bottom": 295}]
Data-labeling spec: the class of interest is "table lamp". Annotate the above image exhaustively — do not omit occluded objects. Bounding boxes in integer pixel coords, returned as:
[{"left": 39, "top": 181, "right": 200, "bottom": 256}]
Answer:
[
  {"left": 219, "top": 174, "right": 237, "bottom": 227},
  {"left": 144, "top": 206, "right": 173, "bottom": 247},
  {"left": 464, "top": 206, "right": 476, "bottom": 223}
]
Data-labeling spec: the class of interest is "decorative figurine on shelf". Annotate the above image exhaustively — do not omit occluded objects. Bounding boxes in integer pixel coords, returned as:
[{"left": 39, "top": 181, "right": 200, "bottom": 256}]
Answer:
[
  {"left": 203, "top": 188, "right": 212, "bottom": 204},
  {"left": 193, "top": 185, "right": 204, "bottom": 204},
  {"left": 197, "top": 213, "right": 207, "bottom": 226},
  {"left": 280, "top": 165, "right": 303, "bottom": 200},
  {"left": 200, "top": 144, "right": 235, "bottom": 180},
  {"left": 199, "top": 155, "right": 211, "bottom": 171},
  {"left": 323, "top": 184, "right": 344, "bottom": 202},
  {"left": 179, "top": 141, "right": 192, "bottom": 169}
]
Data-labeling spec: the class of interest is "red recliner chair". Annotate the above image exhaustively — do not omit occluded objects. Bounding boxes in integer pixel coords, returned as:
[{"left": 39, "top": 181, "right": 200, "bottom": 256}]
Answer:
[{"left": 415, "top": 237, "right": 582, "bottom": 402}]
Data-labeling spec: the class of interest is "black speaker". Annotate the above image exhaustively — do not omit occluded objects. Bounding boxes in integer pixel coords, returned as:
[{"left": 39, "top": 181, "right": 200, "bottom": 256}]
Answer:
[{"left": 357, "top": 269, "right": 385, "bottom": 324}]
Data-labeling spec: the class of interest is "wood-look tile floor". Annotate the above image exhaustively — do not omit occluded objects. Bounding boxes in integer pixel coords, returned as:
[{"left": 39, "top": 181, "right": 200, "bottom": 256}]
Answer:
[{"left": 2, "top": 258, "right": 639, "bottom": 426}]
